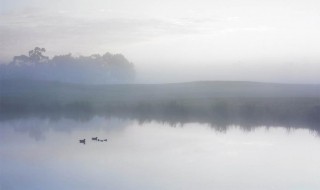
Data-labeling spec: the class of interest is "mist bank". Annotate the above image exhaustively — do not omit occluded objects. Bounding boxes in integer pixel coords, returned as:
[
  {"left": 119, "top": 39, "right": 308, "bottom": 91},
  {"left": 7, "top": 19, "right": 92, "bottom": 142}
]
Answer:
[
  {"left": 0, "top": 47, "right": 135, "bottom": 84},
  {"left": 1, "top": 80, "right": 320, "bottom": 131}
]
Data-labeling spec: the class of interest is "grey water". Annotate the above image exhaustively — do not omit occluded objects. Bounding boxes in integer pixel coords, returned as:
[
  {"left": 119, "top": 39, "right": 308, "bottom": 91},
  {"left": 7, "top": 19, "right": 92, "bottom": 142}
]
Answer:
[{"left": 1, "top": 116, "right": 320, "bottom": 190}]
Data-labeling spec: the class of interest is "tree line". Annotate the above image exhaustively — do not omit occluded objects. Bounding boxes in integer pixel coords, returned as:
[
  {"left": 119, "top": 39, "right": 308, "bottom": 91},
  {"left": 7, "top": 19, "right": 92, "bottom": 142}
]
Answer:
[{"left": 1, "top": 47, "right": 135, "bottom": 84}]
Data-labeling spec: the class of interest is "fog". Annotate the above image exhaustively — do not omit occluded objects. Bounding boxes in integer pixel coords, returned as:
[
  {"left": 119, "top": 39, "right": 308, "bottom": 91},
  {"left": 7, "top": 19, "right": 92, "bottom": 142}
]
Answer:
[
  {"left": 0, "top": 48, "right": 135, "bottom": 84},
  {"left": 1, "top": 0, "right": 320, "bottom": 83},
  {"left": 2, "top": 1, "right": 320, "bottom": 189}
]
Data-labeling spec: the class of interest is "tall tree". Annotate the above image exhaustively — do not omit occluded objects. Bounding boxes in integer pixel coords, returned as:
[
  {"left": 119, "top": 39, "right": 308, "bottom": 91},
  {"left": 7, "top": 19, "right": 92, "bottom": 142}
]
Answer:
[{"left": 11, "top": 47, "right": 48, "bottom": 65}]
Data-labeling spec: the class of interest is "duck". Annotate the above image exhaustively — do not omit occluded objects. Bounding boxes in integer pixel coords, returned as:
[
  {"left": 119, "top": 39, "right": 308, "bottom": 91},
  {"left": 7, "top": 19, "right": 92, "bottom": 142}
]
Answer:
[{"left": 79, "top": 139, "right": 86, "bottom": 144}]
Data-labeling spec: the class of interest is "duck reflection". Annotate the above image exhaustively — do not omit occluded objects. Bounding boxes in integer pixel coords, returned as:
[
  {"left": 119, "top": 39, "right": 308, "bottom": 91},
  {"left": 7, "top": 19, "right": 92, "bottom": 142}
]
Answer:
[{"left": 96, "top": 138, "right": 107, "bottom": 142}]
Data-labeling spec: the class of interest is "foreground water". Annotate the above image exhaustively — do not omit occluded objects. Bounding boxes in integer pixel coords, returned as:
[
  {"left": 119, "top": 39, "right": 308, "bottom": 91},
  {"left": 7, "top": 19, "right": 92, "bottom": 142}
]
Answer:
[{"left": 1, "top": 116, "right": 320, "bottom": 190}]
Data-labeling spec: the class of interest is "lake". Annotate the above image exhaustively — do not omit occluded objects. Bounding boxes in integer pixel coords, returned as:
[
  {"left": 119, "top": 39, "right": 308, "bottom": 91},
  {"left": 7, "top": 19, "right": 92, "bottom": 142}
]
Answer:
[{"left": 1, "top": 116, "right": 320, "bottom": 190}]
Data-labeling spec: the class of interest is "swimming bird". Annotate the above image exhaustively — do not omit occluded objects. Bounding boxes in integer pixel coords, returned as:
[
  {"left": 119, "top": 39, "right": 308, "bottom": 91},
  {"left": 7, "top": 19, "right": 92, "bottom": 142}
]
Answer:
[
  {"left": 79, "top": 139, "right": 86, "bottom": 144},
  {"left": 92, "top": 137, "right": 98, "bottom": 141}
]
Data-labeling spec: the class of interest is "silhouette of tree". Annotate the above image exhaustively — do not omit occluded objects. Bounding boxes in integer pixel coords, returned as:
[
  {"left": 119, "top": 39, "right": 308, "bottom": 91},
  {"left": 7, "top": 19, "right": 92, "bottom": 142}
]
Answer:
[
  {"left": 28, "top": 47, "right": 48, "bottom": 63},
  {"left": 11, "top": 47, "right": 48, "bottom": 65},
  {"left": 12, "top": 55, "right": 31, "bottom": 65},
  {"left": 5, "top": 48, "right": 135, "bottom": 83}
]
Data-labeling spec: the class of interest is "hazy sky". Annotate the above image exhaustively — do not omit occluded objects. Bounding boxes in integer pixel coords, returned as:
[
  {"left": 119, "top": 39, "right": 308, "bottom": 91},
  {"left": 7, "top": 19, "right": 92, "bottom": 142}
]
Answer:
[{"left": 1, "top": 0, "right": 320, "bottom": 83}]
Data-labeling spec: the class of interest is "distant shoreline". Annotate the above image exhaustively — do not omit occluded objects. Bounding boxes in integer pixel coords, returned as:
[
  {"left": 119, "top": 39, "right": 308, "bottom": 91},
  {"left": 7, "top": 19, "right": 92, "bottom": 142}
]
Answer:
[
  {"left": 1, "top": 79, "right": 320, "bottom": 131},
  {"left": 2, "top": 78, "right": 320, "bottom": 86}
]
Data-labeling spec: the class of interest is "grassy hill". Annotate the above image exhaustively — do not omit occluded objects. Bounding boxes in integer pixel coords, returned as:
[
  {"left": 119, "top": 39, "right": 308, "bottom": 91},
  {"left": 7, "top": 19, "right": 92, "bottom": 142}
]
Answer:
[{"left": 2, "top": 79, "right": 320, "bottom": 99}]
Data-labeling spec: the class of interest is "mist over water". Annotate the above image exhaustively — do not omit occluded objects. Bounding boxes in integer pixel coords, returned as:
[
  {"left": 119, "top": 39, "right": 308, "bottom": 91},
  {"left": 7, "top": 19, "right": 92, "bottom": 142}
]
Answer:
[
  {"left": 1, "top": 116, "right": 320, "bottom": 190},
  {"left": 1, "top": 0, "right": 320, "bottom": 189}
]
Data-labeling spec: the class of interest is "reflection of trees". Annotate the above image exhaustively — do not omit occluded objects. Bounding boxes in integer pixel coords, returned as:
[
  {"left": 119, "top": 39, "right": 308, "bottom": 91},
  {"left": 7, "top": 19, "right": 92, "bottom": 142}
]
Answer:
[
  {"left": 1, "top": 100, "right": 320, "bottom": 135},
  {"left": 0, "top": 113, "right": 131, "bottom": 141},
  {"left": 1, "top": 80, "right": 320, "bottom": 135}
]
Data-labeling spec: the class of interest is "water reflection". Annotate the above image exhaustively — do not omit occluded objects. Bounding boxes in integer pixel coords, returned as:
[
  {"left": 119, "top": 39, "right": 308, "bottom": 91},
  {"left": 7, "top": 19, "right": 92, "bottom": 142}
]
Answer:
[
  {"left": 1, "top": 111, "right": 320, "bottom": 138},
  {"left": 1, "top": 117, "right": 320, "bottom": 190},
  {"left": 0, "top": 116, "right": 131, "bottom": 141}
]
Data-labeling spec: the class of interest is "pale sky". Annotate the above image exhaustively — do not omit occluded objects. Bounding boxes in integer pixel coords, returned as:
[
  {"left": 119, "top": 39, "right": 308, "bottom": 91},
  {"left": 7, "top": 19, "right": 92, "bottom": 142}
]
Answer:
[{"left": 1, "top": 0, "right": 320, "bottom": 83}]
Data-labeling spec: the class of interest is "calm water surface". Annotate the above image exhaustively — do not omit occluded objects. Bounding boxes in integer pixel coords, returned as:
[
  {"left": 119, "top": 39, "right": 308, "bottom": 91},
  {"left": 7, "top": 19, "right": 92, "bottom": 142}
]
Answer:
[{"left": 1, "top": 116, "right": 320, "bottom": 190}]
